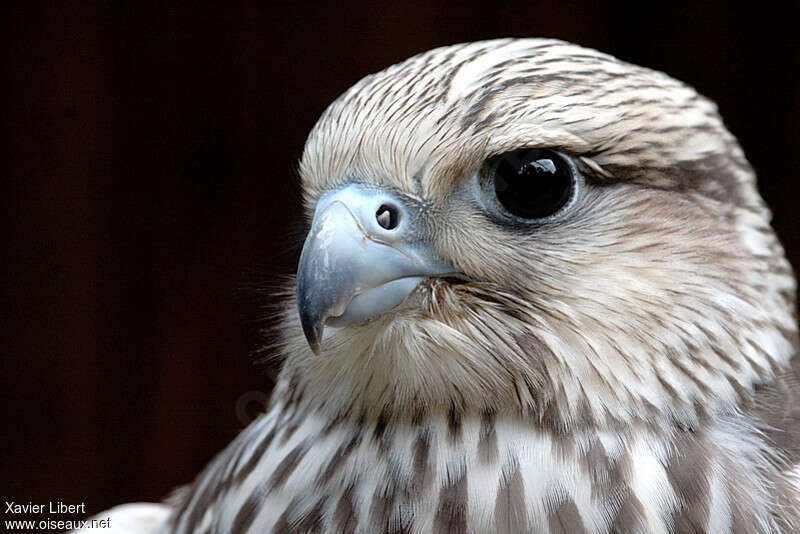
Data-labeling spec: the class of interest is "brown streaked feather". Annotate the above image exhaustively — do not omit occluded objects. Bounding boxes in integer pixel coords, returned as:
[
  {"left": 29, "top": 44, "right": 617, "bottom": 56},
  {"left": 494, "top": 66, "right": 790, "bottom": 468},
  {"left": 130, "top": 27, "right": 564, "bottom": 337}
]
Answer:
[
  {"left": 433, "top": 469, "right": 468, "bottom": 533},
  {"left": 267, "top": 441, "right": 308, "bottom": 492},
  {"left": 666, "top": 432, "right": 713, "bottom": 532},
  {"left": 160, "top": 38, "right": 799, "bottom": 533},
  {"left": 477, "top": 409, "right": 498, "bottom": 464},
  {"left": 548, "top": 495, "right": 589, "bottom": 534},
  {"left": 332, "top": 485, "right": 358, "bottom": 534},
  {"left": 493, "top": 464, "right": 527, "bottom": 532}
]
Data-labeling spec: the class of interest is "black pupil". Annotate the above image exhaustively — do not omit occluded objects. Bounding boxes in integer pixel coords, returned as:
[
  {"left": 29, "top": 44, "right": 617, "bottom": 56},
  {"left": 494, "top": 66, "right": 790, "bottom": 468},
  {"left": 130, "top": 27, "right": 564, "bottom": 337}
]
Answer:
[{"left": 492, "top": 148, "right": 573, "bottom": 219}]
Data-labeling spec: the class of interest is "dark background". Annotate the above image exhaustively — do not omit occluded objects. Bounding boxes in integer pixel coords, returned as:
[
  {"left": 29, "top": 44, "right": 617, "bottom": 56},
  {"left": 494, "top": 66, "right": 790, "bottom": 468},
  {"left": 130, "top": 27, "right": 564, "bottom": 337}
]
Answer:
[{"left": 3, "top": 1, "right": 799, "bottom": 522}]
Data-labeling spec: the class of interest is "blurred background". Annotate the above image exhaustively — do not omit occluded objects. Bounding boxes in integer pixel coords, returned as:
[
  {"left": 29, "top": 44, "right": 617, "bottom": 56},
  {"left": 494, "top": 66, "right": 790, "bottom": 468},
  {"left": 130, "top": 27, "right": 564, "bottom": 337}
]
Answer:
[{"left": 3, "top": 1, "right": 799, "bottom": 522}]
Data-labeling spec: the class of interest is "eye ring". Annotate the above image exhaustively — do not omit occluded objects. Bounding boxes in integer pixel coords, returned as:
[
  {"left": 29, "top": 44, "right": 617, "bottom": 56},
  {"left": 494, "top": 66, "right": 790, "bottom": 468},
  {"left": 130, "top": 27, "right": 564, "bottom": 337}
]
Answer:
[{"left": 483, "top": 148, "right": 579, "bottom": 222}]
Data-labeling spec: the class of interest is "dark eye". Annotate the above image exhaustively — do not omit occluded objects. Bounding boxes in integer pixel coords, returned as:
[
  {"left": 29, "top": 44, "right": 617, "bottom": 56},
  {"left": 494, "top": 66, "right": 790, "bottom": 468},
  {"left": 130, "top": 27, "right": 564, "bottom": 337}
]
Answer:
[{"left": 488, "top": 148, "right": 576, "bottom": 220}]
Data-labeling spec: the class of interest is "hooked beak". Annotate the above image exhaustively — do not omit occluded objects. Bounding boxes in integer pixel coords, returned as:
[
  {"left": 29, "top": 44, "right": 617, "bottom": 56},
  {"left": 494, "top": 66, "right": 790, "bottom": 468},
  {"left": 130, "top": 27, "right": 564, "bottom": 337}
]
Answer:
[{"left": 296, "top": 184, "right": 457, "bottom": 354}]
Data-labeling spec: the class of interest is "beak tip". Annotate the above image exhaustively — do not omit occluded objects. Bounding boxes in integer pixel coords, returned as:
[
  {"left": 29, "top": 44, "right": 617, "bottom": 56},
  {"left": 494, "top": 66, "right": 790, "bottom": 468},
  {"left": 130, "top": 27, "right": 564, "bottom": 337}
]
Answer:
[{"left": 300, "top": 311, "right": 325, "bottom": 356}]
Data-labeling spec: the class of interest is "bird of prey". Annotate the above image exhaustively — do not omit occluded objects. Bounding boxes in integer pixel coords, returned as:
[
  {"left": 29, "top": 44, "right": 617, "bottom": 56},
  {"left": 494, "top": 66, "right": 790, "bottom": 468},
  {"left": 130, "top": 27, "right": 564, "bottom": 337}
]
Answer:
[{"left": 82, "top": 38, "right": 800, "bottom": 533}]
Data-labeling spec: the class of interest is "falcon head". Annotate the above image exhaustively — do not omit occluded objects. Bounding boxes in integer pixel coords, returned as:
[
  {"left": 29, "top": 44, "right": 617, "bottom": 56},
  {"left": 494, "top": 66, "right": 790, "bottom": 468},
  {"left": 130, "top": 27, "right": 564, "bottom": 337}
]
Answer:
[{"left": 280, "top": 39, "right": 797, "bottom": 431}]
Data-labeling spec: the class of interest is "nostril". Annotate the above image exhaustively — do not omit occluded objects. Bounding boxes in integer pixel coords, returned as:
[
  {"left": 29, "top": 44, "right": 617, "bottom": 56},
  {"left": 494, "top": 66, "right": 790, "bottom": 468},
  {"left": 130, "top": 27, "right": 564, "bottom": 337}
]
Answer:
[{"left": 376, "top": 204, "right": 400, "bottom": 230}]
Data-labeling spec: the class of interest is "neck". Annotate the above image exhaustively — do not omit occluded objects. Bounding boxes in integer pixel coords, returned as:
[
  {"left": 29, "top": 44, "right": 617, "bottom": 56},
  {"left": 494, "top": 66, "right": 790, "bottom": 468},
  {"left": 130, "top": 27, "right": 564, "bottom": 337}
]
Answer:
[{"left": 255, "top": 378, "right": 792, "bottom": 533}]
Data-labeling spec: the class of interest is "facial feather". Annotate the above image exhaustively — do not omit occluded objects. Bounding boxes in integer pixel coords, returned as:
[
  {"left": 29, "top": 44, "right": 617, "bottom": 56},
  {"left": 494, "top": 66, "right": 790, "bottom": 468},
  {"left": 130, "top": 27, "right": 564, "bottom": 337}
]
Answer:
[
  {"left": 160, "top": 38, "right": 800, "bottom": 534},
  {"left": 285, "top": 38, "right": 797, "bottom": 430}
]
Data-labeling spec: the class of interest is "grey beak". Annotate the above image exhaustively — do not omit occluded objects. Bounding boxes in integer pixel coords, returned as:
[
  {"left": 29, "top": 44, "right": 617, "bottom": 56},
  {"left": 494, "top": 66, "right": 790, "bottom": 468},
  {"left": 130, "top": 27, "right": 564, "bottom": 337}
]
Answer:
[{"left": 296, "top": 184, "right": 456, "bottom": 354}]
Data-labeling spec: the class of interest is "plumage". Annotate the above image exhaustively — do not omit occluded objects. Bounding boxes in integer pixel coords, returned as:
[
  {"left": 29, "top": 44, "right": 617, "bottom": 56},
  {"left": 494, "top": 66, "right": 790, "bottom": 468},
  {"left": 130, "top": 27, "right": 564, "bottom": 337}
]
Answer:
[{"left": 81, "top": 38, "right": 800, "bottom": 533}]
